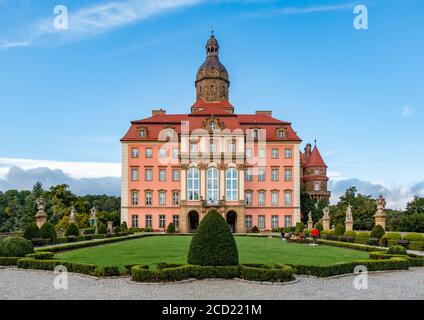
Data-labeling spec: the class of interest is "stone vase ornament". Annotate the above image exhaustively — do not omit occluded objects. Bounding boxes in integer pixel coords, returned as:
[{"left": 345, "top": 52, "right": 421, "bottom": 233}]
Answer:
[{"left": 374, "top": 195, "right": 387, "bottom": 230}]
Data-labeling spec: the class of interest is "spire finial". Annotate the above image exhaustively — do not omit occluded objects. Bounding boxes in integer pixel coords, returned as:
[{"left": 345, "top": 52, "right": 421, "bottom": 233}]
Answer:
[
  {"left": 314, "top": 139, "right": 317, "bottom": 147},
  {"left": 210, "top": 26, "right": 214, "bottom": 36}
]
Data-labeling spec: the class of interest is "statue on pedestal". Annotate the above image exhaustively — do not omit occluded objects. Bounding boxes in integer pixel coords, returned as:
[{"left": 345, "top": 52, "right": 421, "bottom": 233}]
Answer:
[
  {"left": 322, "top": 206, "right": 331, "bottom": 231},
  {"left": 90, "top": 206, "right": 98, "bottom": 229},
  {"left": 374, "top": 195, "right": 387, "bottom": 230},
  {"left": 35, "top": 197, "right": 47, "bottom": 228},
  {"left": 345, "top": 204, "right": 354, "bottom": 231},
  {"left": 308, "top": 212, "right": 313, "bottom": 230},
  {"left": 70, "top": 206, "right": 77, "bottom": 224}
]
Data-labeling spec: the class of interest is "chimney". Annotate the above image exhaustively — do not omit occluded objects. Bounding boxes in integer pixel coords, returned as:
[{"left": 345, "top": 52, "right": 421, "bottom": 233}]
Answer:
[
  {"left": 255, "top": 110, "right": 272, "bottom": 116},
  {"left": 152, "top": 109, "right": 166, "bottom": 116}
]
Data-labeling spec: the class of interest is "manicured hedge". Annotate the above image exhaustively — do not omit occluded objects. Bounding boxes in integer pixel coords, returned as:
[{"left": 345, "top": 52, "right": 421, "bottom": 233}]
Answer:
[
  {"left": 291, "top": 258, "right": 409, "bottom": 277},
  {"left": 25, "top": 252, "right": 54, "bottom": 260},
  {"left": 317, "top": 239, "right": 387, "bottom": 252},
  {"left": 95, "top": 265, "right": 121, "bottom": 277},
  {"left": 369, "top": 252, "right": 424, "bottom": 267},
  {"left": 0, "top": 257, "right": 20, "bottom": 266},
  {"left": 17, "top": 258, "right": 97, "bottom": 275},
  {"left": 403, "top": 233, "right": 424, "bottom": 242},
  {"left": 240, "top": 265, "right": 295, "bottom": 282},
  {"left": 131, "top": 264, "right": 294, "bottom": 283},
  {"left": 0, "top": 237, "right": 34, "bottom": 257}
]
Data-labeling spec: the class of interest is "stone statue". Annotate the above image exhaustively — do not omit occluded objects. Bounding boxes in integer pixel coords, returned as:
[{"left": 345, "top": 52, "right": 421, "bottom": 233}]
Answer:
[
  {"left": 35, "top": 197, "right": 47, "bottom": 228},
  {"left": 308, "top": 212, "right": 313, "bottom": 222},
  {"left": 346, "top": 205, "right": 353, "bottom": 222},
  {"left": 307, "top": 211, "right": 313, "bottom": 230},
  {"left": 322, "top": 207, "right": 330, "bottom": 231},
  {"left": 323, "top": 207, "right": 330, "bottom": 220},
  {"left": 376, "top": 195, "right": 386, "bottom": 212},
  {"left": 70, "top": 206, "right": 77, "bottom": 223},
  {"left": 90, "top": 206, "right": 97, "bottom": 219},
  {"left": 374, "top": 195, "right": 387, "bottom": 230}
]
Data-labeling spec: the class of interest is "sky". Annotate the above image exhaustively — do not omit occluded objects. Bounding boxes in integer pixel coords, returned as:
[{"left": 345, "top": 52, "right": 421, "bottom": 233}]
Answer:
[{"left": 0, "top": 0, "right": 423, "bottom": 209}]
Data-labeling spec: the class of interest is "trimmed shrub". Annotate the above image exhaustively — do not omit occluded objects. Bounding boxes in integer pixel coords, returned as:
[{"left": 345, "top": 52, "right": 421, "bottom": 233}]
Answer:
[
  {"left": 356, "top": 232, "right": 370, "bottom": 238},
  {"left": 0, "top": 257, "right": 20, "bottom": 266},
  {"left": 0, "top": 237, "right": 34, "bottom": 257},
  {"left": 157, "top": 262, "right": 185, "bottom": 270},
  {"left": 191, "top": 265, "right": 240, "bottom": 280},
  {"left": 97, "top": 222, "right": 107, "bottom": 235},
  {"left": 25, "top": 252, "right": 54, "bottom": 260},
  {"left": 295, "top": 222, "right": 305, "bottom": 233},
  {"left": 344, "top": 231, "right": 357, "bottom": 238},
  {"left": 387, "top": 245, "right": 408, "bottom": 255},
  {"left": 382, "top": 232, "right": 402, "bottom": 240},
  {"left": 335, "top": 224, "right": 346, "bottom": 236},
  {"left": 315, "top": 223, "right": 324, "bottom": 232},
  {"left": 370, "top": 225, "right": 385, "bottom": 239},
  {"left": 65, "top": 223, "right": 80, "bottom": 237},
  {"left": 251, "top": 226, "right": 260, "bottom": 234},
  {"left": 403, "top": 233, "right": 424, "bottom": 242},
  {"left": 124, "top": 264, "right": 148, "bottom": 275},
  {"left": 17, "top": 258, "right": 96, "bottom": 275},
  {"left": 166, "top": 223, "right": 176, "bottom": 234},
  {"left": 83, "top": 228, "right": 96, "bottom": 235},
  {"left": 188, "top": 210, "right": 239, "bottom": 266},
  {"left": 120, "top": 222, "right": 128, "bottom": 232},
  {"left": 113, "top": 226, "right": 121, "bottom": 234},
  {"left": 240, "top": 265, "right": 295, "bottom": 282},
  {"left": 291, "top": 258, "right": 409, "bottom": 277},
  {"left": 40, "top": 222, "right": 57, "bottom": 241},
  {"left": 317, "top": 239, "right": 386, "bottom": 252},
  {"left": 95, "top": 265, "right": 121, "bottom": 277},
  {"left": 23, "top": 223, "right": 41, "bottom": 240}
]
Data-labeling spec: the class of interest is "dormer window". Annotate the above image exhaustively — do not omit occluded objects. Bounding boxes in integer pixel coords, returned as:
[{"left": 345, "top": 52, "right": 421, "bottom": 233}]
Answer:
[
  {"left": 277, "top": 128, "right": 285, "bottom": 139},
  {"left": 138, "top": 129, "right": 146, "bottom": 138}
]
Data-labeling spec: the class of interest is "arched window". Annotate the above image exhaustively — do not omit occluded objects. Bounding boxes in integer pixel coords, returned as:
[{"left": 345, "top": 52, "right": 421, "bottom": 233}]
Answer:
[
  {"left": 226, "top": 168, "right": 238, "bottom": 201},
  {"left": 187, "top": 168, "right": 199, "bottom": 201},
  {"left": 207, "top": 167, "right": 219, "bottom": 205}
]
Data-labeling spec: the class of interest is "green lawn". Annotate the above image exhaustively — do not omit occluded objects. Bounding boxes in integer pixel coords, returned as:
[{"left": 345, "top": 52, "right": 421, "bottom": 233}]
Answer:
[{"left": 55, "top": 236, "right": 369, "bottom": 270}]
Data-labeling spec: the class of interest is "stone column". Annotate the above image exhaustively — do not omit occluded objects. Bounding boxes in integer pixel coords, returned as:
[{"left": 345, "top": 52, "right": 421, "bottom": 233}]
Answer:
[
  {"left": 35, "top": 197, "right": 47, "bottom": 229},
  {"left": 374, "top": 195, "right": 387, "bottom": 230},
  {"left": 322, "top": 207, "right": 331, "bottom": 231},
  {"left": 181, "top": 167, "right": 187, "bottom": 201}
]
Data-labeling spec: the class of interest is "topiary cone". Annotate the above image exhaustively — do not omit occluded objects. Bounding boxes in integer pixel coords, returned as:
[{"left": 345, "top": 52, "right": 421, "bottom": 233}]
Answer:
[{"left": 187, "top": 210, "right": 239, "bottom": 266}]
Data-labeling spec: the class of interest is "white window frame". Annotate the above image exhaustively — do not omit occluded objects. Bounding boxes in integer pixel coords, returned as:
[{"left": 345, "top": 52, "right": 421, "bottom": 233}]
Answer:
[
  {"left": 145, "top": 191, "right": 152, "bottom": 206},
  {"left": 245, "top": 191, "right": 253, "bottom": 206},
  {"left": 245, "top": 215, "right": 253, "bottom": 230},
  {"left": 271, "top": 148, "right": 279, "bottom": 159},
  {"left": 131, "top": 168, "right": 139, "bottom": 181},
  {"left": 159, "top": 191, "right": 166, "bottom": 206},
  {"left": 272, "top": 215, "right": 279, "bottom": 229},
  {"left": 258, "top": 215, "right": 265, "bottom": 229},
  {"left": 131, "top": 215, "right": 138, "bottom": 228},
  {"left": 131, "top": 191, "right": 139, "bottom": 206},
  {"left": 284, "top": 191, "right": 292, "bottom": 206},
  {"left": 159, "top": 215, "right": 166, "bottom": 229},
  {"left": 131, "top": 148, "right": 139, "bottom": 158},
  {"left": 172, "top": 191, "right": 179, "bottom": 205},
  {"left": 258, "top": 191, "right": 265, "bottom": 206},
  {"left": 271, "top": 191, "right": 279, "bottom": 206},
  {"left": 145, "top": 215, "right": 152, "bottom": 228},
  {"left": 159, "top": 169, "right": 166, "bottom": 181},
  {"left": 226, "top": 168, "right": 238, "bottom": 201},
  {"left": 284, "top": 215, "right": 292, "bottom": 228},
  {"left": 271, "top": 168, "right": 279, "bottom": 181},
  {"left": 284, "top": 169, "right": 292, "bottom": 181},
  {"left": 207, "top": 167, "right": 219, "bottom": 205},
  {"left": 187, "top": 167, "right": 200, "bottom": 201}
]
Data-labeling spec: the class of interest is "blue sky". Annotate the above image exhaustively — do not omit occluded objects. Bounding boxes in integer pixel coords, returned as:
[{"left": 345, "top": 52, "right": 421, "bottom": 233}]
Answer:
[{"left": 0, "top": 0, "right": 423, "bottom": 209}]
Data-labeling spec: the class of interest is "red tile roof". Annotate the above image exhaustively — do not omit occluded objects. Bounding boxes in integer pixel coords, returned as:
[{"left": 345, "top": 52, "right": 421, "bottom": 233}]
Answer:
[{"left": 303, "top": 146, "right": 327, "bottom": 168}]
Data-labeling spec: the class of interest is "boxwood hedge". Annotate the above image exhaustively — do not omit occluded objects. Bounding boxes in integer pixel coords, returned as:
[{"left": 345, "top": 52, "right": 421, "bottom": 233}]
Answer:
[{"left": 17, "top": 258, "right": 97, "bottom": 275}]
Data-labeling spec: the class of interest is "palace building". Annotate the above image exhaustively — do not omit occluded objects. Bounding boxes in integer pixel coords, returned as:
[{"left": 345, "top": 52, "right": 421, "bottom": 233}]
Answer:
[{"left": 120, "top": 34, "right": 330, "bottom": 233}]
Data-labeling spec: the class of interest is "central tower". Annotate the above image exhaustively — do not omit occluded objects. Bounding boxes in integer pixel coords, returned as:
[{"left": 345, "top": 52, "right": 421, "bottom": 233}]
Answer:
[{"left": 195, "top": 33, "right": 230, "bottom": 103}]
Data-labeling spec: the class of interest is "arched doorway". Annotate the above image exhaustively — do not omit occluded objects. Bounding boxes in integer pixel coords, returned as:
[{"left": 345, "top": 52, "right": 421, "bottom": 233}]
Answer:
[
  {"left": 226, "top": 211, "right": 237, "bottom": 233},
  {"left": 188, "top": 211, "right": 199, "bottom": 233}
]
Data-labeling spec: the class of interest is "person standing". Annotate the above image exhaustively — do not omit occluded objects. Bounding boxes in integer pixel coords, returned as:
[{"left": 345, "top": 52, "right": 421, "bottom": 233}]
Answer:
[{"left": 312, "top": 227, "right": 320, "bottom": 245}]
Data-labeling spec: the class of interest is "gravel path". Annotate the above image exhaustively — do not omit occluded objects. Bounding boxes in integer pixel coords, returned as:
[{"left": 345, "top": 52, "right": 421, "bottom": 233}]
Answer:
[{"left": 1, "top": 267, "right": 424, "bottom": 300}]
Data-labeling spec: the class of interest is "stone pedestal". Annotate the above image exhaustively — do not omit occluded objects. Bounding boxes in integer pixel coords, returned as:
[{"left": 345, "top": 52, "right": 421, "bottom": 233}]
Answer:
[
  {"left": 345, "top": 221, "right": 353, "bottom": 232},
  {"left": 374, "top": 215, "right": 386, "bottom": 230},
  {"left": 107, "top": 221, "right": 113, "bottom": 234},
  {"left": 322, "top": 218, "right": 330, "bottom": 231},
  {"left": 308, "top": 221, "right": 313, "bottom": 230}
]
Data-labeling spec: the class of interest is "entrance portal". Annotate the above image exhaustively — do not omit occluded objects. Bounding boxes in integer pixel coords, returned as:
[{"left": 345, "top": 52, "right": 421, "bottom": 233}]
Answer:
[
  {"left": 188, "top": 211, "right": 199, "bottom": 233},
  {"left": 226, "top": 211, "right": 237, "bottom": 233}
]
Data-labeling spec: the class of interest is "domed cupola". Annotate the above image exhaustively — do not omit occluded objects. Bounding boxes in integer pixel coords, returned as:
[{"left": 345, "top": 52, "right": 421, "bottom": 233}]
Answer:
[{"left": 196, "top": 32, "right": 230, "bottom": 103}]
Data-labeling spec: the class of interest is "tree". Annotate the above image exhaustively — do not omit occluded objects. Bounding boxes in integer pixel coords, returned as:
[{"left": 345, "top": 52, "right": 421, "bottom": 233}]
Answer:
[
  {"left": 188, "top": 210, "right": 239, "bottom": 266},
  {"left": 23, "top": 223, "right": 41, "bottom": 240},
  {"left": 300, "top": 187, "right": 329, "bottom": 224},
  {"left": 40, "top": 221, "right": 57, "bottom": 240},
  {"left": 65, "top": 223, "right": 80, "bottom": 237},
  {"left": 405, "top": 197, "right": 424, "bottom": 215}
]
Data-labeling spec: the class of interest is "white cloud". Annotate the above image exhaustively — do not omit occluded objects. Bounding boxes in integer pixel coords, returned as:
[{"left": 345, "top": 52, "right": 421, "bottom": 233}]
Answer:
[
  {"left": 1, "top": 0, "right": 204, "bottom": 48},
  {"left": 401, "top": 105, "right": 416, "bottom": 117},
  {"left": 0, "top": 158, "right": 120, "bottom": 179}
]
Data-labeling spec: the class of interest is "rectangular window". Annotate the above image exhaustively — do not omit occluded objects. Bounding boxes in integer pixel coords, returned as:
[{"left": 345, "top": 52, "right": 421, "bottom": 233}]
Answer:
[
  {"left": 246, "top": 148, "right": 253, "bottom": 159},
  {"left": 245, "top": 215, "right": 253, "bottom": 230},
  {"left": 284, "top": 191, "right": 292, "bottom": 206},
  {"left": 271, "top": 148, "right": 279, "bottom": 159},
  {"left": 227, "top": 142, "right": 236, "bottom": 153},
  {"left": 258, "top": 168, "right": 266, "bottom": 181},
  {"left": 159, "top": 191, "right": 166, "bottom": 205},
  {"left": 159, "top": 148, "right": 166, "bottom": 159},
  {"left": 159, "top": 168, "right": 166, "bottom": 181},
  {"left": 131, "top": 191, "right": 139, "bottom": 206},
  {"left": 145, "top": 215, "right": 152, "bottom": 228},
  {"left": 210, "top": 141, "right": 217, "bottom": 153},
  {"left": 145, "top": 168, "right": 153, "bottom": 181},
  {"left": 190, "top": 142, "right": 197, "bottom": 153},
  {"left": 131, "top": 148, "right": 139, "bottom": 158},
  {"left": 258, "top": 148, "right": 265, "bottom": 159},
  {"left": 285, "top": 148, "right": 292, "bottom": 159},
  {"left": 271, "top": 191, "right": 279, "bottom": 206},
  {"left": 258, "top": 191, "right": 265, "bottom": 206},
  {"left": 131, "top": 168, "right": 139, "bottom": 181},
  {"left": 159, "top": 215, "right": 166, "bottom": 229},
  {"left": 245, "top": 191, "right": 253, "bottom": 206},
  {"left": 284, "top": 168, "right": 292, "bottom": 181},
  {"left": 131, "top": 215, "right": 138, "bottom": 228},
  {"left": 258, "top": 215, "right": 265, "bottom": 229},
  {"left": 314, "top": 181, "right": 321, "bottom": 191},
  {"left": 172, "top": 191, "right": 179, "bottom": 205},
  {"left": 245, "top": 168, "right": 253, "bottom": 181},
  {"left": 145, "top": 148, "right": 153, "bottom": 158},
  {"left": 284, "top": 215, "right": 292, "bottom": 228},
  {"left": 272, "top": 215, "right": 279, "bottom": 229},
  {"left": 145, "top": 191, "right": 152, "bottom": 206},
  {"left": 138, "top": 130, "right": 145, "bottom": 137},
  {"left": 172, "top": 169, "right": 180, "bottom": 181},
  {"left": 173, "top": 215, "right": 180, "bottom": 228},
  {"left": 271, "top": 168, "right": 279, "bottom": 181},
  {"left": 172, "top": 147, "right": 179, "bottom": 159}
]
